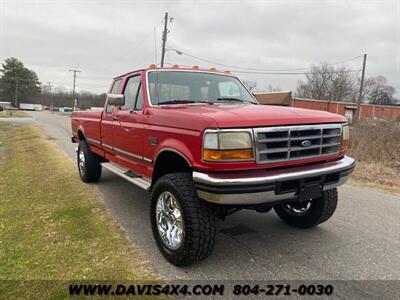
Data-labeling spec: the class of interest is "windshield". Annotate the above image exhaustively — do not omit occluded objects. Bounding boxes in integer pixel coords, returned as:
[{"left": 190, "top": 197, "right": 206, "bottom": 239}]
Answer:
[{"left": 147, "top": 71, "right": 257, "bottom": 105}]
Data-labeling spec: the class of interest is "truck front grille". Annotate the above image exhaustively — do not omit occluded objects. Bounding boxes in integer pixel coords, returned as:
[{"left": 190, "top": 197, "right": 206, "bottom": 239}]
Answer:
[{"left": 254, "top": 124, "right": 342, "bottom": 164}]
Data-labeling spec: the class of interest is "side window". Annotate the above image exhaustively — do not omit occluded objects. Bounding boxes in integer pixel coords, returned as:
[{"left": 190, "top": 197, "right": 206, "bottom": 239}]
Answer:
[
  {"left": 135, "top": 84, "right": 143, "bottom": 110},
  {"left": 106, "top": 79, "right": 122, "bottom": 113},
  {"left": 122, "top": 76, "right": 141, "bottom": 111}
]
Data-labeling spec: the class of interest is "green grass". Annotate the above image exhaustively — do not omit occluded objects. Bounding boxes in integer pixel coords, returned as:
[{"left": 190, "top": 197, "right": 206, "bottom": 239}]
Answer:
[
  {"left": 0, "top": 110, "right": 30, "bottom": 118},
  {"left": 0, "top": 123, "right": 160, "bottom": 298}
]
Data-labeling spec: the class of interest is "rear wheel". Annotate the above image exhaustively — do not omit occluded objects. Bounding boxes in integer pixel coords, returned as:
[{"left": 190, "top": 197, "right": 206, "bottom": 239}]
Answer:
[
  {"left": 274, "top": 188, "right": 338, "bottom": 228},
  {"left": 77, "top": 140, "right": 102, "bottom": 182},
  {"left": 150, "top": 173, "right": 216, "bottom": 266}
]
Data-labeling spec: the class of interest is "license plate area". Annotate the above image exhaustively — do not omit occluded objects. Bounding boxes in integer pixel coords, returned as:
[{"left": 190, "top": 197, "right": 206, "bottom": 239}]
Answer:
[
  {"left": 297, "top": 183, "right": 322, "bottom": 201},
  {"left": 275, "top": 176, "right": 323, "bottom": 201}
]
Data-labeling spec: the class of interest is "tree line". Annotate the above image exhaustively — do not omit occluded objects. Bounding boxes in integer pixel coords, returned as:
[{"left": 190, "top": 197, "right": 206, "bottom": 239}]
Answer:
[
  {"left": 1, "top": 57, "right": 397, "bottom": 108},
  {"left": 0, "top": 57, "right": 106, "bottom": 109},
  {"left": 296, "top": 62, "right": 397, "bottom": 105},
  {"left": 244, "top": 62, "right": 398, "bottom": 105}
]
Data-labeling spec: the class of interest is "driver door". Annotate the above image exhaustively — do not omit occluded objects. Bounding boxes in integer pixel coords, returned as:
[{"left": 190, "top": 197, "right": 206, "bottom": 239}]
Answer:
[{"left": 112, "top": 74, "right": 144, "bottom": 172}]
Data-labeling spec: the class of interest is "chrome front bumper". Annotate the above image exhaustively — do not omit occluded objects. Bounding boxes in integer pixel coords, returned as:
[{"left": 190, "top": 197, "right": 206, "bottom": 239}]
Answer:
[{"left": 193, "top": 156, "right": 355, "bottom": 205}]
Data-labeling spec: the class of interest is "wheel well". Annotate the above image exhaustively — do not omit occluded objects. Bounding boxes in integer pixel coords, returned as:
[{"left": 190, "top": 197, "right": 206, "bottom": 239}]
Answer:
[
  {"left": 152, "top": 151, "right": 192, "bottom": 188},
  {"left": 77, "top": 130, "right": 86, "bottom": 141}
]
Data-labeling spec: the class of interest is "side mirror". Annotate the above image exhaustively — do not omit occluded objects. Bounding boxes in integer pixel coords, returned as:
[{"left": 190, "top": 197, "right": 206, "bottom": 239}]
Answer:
[{"left": 107, "top": 94, "right": 125, "bottom": 106}]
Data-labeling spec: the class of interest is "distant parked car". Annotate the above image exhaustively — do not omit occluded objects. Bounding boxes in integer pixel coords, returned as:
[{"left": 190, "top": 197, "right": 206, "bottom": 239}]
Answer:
[
  {"left": 19, "top": 103, "right": 35, "bottom": 110},
  {"left": 19, "top": 103, "right": 43, "bottom": 111},
  {"left": 59, "top": 107, "right": 73, "bottom": 112}
]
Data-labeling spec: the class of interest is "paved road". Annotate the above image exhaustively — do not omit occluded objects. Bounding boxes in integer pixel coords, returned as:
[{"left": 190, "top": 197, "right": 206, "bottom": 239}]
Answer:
[{"left": 5, "top": 111, "right": 400, "bottom": 281}]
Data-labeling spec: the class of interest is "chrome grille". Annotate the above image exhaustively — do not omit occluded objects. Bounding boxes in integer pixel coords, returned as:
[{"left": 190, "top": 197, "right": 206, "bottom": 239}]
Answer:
[{"left": 254, "top": 124, "right": 342, "bottom": 164}]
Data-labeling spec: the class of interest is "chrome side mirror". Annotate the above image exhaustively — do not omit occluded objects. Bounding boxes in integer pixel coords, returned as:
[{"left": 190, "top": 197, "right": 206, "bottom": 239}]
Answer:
[{"left": 107, "top": 94, "right": 125, "bottom": 106}]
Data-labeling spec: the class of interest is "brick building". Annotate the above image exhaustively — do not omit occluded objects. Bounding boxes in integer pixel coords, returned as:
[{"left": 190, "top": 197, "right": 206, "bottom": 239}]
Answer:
[{"left": 254, "top": 93, "right": 400, "bottom": 123}]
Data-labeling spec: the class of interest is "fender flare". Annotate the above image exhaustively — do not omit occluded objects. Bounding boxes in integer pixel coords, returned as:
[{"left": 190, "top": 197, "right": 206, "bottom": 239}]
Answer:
[{"left": 76, "top": 127, "right": 87, "bottom": 141}]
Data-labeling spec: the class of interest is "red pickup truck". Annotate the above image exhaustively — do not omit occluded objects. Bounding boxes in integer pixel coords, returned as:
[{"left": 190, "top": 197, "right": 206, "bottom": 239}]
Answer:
[{"left": 71, "top": 66, "right": 355, "bottom": 266}]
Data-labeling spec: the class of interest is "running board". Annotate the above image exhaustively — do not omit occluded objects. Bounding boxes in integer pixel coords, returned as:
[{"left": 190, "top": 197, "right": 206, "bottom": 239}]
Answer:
[{"left": 101, "top": 162, "right": 151, "bottom": 190}]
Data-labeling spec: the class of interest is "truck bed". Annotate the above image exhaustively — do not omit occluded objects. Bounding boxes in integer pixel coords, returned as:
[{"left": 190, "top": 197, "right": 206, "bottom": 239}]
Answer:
[{"left": 71, "top": 110, "right": 103, "bottom": 144}]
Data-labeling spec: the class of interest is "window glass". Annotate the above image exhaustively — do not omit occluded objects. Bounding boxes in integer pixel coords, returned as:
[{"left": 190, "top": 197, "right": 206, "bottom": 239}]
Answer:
[
  {"left": 200, "top": 86, "right": 210, "bottom": 100},
  {"left": 106, "top": 79, "right": 121, "bottom": 113},
  {"left": 123, "top": 76, "right": 141, "bottom": 111},
  {"left": 218, "top": 81, "right": 241, "bottom": 97},
  {"left": 135, "top": 84, "right": 143, "bottom": 110},
  {"left": 111, "top": 79, "right": 121, "bottom": 93},
  {"left": 147, "top": 71, "right": 255, "bottom": 105}
]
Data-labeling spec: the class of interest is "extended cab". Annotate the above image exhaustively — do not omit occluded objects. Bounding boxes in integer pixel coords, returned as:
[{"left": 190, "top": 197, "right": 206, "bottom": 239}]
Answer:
[{"left": 71, "top": 66, "right": 355, "bottom": 266}]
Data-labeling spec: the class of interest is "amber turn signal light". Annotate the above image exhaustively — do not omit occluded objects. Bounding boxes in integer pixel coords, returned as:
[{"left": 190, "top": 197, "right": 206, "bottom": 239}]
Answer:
[
  {"left": 341, "top": 124, "right": 350, "bottom": 150},
  {"left": 341, "top": 139, "right": 350, "bottom": 150},
  {"left": 202, "top": 149, "right": 253, "bottom": 161}
]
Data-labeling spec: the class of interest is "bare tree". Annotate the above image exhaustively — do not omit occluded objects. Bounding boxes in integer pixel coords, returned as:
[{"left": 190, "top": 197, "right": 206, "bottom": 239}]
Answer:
[
  {"left": 267, "top": 84, "right": 281, "bottom": 92},
  {"left": 242, "top": 80, "right": 258, "bottom": 92},
  {"left": 361, "top": 75, "right": 396, "bottom": 105},
  {"left": 296, "top": 62, "right": 355, "bottom": 102}
]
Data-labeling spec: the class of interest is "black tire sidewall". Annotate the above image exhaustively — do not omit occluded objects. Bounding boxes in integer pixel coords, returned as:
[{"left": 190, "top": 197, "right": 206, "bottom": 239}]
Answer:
[
  {"left": 274, "top": 189, "right": 338, "bottom": 228},
  {"left": 150, "top": 173, "right": 216, "bottom": 266},
  {"left": 77, "top": 140, "right": 102, "bottom": 182}
]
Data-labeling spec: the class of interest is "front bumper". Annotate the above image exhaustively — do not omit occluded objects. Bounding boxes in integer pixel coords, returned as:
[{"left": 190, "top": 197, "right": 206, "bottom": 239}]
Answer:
[{"left": 193, "top": 156, "right": 355, "bottom": 205}]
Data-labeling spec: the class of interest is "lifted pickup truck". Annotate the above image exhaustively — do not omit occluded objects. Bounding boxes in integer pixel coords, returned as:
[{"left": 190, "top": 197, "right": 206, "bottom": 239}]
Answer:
[{"left": 71, "top": 66, "right": 355, "bottom": 266}]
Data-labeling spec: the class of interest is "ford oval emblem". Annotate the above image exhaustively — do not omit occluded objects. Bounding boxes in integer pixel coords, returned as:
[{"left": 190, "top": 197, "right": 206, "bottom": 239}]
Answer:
[{"left": 301, "top": 140, "right": 312, "bottom": 147}]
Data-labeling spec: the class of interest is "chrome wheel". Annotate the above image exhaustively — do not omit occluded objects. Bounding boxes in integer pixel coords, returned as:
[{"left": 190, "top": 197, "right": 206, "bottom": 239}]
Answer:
[
  {"left": 156, "top": 191, "right": 184, "bottom": 250},
  {"left": 282, "top": 201, "right": 312, "bottom": 216},
  {"left": 78, "top": 148, "right": 85, "bottom": 175}
]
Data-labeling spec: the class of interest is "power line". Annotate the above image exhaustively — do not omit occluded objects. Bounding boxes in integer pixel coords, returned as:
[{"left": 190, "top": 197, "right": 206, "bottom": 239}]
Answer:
[
  {"left": 168, "top": 46, "right": 363, "bottom": 72},
  {"left": 131, "top": 22, "right": 162, "bottom": 53},
  {"left": 230, "top": 69, "right": 362, "bottom": 75},
  {"left": 154, "top": 26, "right": 158, "bottom": 65},
  {"left": 165, "top": 62, "right": 361, "bottom": 76}
]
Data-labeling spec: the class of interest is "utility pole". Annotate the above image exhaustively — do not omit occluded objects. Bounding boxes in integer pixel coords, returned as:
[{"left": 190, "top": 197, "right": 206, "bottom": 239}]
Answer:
[
  {"left": 69, "top": 69, "right": 81, "bottom": 108},
  {"left": 14, "top": 79, "right": 19, "bottom": 108},
  {"left": 47, "top": 81, "right": 52, "bottom": 93},
  {"left": 357, "top": 53, "right": 367, "bottom": 120},
  {"left": 160, "top": 12, "right": 173, "bottom": 67}
]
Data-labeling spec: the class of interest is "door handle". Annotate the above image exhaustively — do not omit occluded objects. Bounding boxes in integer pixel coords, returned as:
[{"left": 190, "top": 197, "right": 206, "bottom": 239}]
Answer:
[{"left": 113, "top": 116, "right": 119, "bottom": 121}]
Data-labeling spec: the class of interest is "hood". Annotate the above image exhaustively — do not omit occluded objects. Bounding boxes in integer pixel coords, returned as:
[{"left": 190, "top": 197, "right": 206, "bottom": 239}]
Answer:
[{"left": 154, "top": 103, "right": 347, "bottom": 129}]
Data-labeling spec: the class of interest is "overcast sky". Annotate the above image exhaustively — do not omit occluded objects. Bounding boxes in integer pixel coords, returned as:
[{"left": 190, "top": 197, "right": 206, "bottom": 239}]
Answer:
[{"left": 0, "top": 0, "right": 399, "bottom": 95}]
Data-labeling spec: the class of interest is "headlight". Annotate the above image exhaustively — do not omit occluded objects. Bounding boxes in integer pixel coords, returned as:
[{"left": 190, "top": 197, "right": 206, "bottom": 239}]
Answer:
[
  {"left": 202, "top": 131, "right": 254, "bottom": 161},
  {"left": 341, "top": 124, "right": 350, "bottom": 150}
]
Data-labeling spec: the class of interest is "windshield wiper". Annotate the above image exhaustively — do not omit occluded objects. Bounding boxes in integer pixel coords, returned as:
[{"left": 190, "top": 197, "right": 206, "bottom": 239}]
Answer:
[
  {"left": 215, "top": 97, "right": 256, "bottom": 104},
  {"left": 159, "top": 100, "right": 213, "bottom": 105},
  {"left": 215, "top": 97, "right": 246, "bottom": 103},
  {"left": 159, "top": 100, "right": 196, "bottom": 105}
]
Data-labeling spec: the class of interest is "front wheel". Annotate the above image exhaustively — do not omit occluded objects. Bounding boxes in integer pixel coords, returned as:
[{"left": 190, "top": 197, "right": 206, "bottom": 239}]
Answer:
[
  {"left": 150, "top": 173, "right": 216, "bottom": 266},
  {"left": 77, "top": 140, "right": 102, "bottom": 183},
  {"left": 274, "top": 188, "right": 338, "bottom": 228}
]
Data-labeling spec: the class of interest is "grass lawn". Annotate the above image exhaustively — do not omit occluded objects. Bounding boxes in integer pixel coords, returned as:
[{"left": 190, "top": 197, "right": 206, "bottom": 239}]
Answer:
[
  {"left": 0, "top": 110, "right": 30, "bottom": 118},
  {"left": 0, "top": 122, "right": 160, "bottom": 298}
]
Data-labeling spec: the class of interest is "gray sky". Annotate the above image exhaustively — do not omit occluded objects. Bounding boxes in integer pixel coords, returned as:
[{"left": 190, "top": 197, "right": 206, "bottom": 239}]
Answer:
[{"left": 0, "top": 0, "right": 399, "bottom": 95}]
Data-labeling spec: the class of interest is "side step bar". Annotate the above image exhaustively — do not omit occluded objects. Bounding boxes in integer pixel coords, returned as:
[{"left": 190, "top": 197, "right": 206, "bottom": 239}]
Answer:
[{"left": 101, "top": 162, "right": 151, "bottom": 190}]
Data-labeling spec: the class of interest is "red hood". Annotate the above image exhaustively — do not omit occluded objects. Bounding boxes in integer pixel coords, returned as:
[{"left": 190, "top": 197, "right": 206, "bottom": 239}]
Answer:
[{"left": 152, "top": 103, "right": 346, "bottom": 129}]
